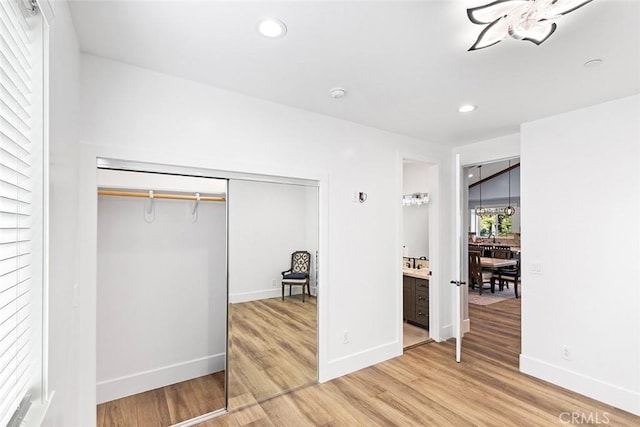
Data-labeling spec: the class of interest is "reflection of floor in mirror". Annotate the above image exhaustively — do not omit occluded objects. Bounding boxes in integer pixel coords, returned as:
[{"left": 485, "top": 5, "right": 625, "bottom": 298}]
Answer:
[
  {"left": 96, "top": 371, "right": 225, "bottom": 426},
  {"left": 227, "top": 295, "right": 317, "bottom": 411},
  {"left": 403, "top": 322, "right": 431, "bottom": 349}
]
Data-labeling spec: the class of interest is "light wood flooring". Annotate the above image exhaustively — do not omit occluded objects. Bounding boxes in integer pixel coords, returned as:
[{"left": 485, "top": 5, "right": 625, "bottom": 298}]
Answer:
[
  {"left": 97, "top": 371, "right": 225, "bottom": 426},
  {"left": 199, "top": 298, "right": 640, "bottom": 426},
  {"left": 227, "top": 295, "right": 317, "bottom": 410},
  {"left": 402, "top": 322, "right": 430, "bottom": 349}
]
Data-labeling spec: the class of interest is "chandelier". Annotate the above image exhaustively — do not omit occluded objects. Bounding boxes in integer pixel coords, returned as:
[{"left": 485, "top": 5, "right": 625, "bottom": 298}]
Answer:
[
  {"left": 467, "top": 0, "right": 593, "bottom": 51},
  {"left": 474, "top": 165, "right": 487, "bottom": 217},
  {"left": 504, "top": 160, "right": 516, "bottom": 216}
]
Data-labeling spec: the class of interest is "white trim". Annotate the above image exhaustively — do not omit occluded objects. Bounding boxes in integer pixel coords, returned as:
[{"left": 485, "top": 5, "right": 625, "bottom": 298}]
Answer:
[
  {"left": 21, "top": 391, "right": 54, "bottom": 427},
  {"left": 77, "top": 143, "right": 331, "bottom": 422},
  {"left": 323, "top": 341, "right": 399, "bottom": 382},
  {"left": 462, "top": 318, "right": 470, "bottom": 334},
  {"left": 520, "top": 355, "right": 640, "bottom": 416},
  {"left": 36, "top": 0, "right": 55, "bottom": 24},
  {"left": 40, "top": 11, "right": 50, "bottom": 405},
  {"left": 170, "top": 408, "right": 227, "bottom": 427},
  {"left": 97, "top": 353, "right": 225, "bottom": 404},
  {"left": 398, "top": 153, "right": 444, "bottom": 346}
]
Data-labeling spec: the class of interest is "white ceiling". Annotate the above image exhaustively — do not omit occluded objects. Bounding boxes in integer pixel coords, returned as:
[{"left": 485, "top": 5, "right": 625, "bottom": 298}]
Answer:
[
  {"left": 68, "top": 0, "right": 640, "bottom": 147},
  {"left": 465, "top": 158, "right": 518, "bottom": 186}
]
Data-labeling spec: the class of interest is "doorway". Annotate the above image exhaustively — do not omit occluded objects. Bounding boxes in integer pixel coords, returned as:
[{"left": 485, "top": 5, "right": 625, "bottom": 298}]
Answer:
[
  {"left": 401, "top": 159, "right": 438, "bottom": 349},
  {"left": 462, "top": 157, "right": 521, "bottom": 352}
]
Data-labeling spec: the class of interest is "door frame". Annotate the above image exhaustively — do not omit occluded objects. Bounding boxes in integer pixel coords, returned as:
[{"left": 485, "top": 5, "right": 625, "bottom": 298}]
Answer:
[
  {"left": 76, "top": 144, "right": 329, "bottom": 425},
  {"left": 399, "top": 156, "right": 442, "bottom": 345},
  {"left": 457, "top": 153, "right": 521, "bottom": 361}
]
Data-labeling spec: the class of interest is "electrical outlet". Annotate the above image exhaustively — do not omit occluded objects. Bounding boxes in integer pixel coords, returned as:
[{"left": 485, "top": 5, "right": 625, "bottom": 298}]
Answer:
[
  {"left": 561, "top": 345, "right": 572, "bottom": 361},
  {"left": 271, "top": 279, "right": 277, "bottom": 288},
  {"left": 342, "top": 330, "right": 350, "bottom": 344}
]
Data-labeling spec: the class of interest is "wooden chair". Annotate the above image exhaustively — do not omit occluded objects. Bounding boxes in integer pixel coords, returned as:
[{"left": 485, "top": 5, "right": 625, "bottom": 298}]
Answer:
[
  {"left": 281, "top": 251, "right": 311, "bottom": 302},
  {"left": 492, "top": 248, "right": 512, "bottom": 259},
  {"left": 468, "top": 252, "right": 495, "bottom": 295},
  {"left": 497, "top": 259, "right": 520, "bottom": 298}
]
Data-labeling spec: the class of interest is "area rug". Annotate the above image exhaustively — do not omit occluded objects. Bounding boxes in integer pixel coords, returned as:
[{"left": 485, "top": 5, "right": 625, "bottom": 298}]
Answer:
[{"left": 468, "top": 286, "right": 518, "bottom": 305}]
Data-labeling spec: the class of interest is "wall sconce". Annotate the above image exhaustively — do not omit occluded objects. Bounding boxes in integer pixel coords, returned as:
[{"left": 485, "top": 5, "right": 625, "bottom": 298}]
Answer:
[{"left": 402, "top": 193, "right": 429, "bottom": 206}]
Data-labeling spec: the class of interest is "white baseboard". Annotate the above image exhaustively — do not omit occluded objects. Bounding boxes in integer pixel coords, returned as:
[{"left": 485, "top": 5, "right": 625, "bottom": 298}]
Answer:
[
  {"left": 322, "top": 341, "right": 400, "bottom": 383},
  {"left": 439, "top": 322, "right": 453, "bottom": 341},
  {"left": 520, "top": 354, "right": 640, "bottom": 416},
  {"left": 433, "top": 320, "right": 469, "bottom": 343},
  {"left": 97, "top": 353, "right": 225, "bottom": 404}
]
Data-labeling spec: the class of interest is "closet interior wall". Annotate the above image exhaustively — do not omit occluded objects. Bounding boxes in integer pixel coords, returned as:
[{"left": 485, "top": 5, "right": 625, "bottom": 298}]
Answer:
[{"left": 96, "top": 170, "right": 227, "bottom": 404}]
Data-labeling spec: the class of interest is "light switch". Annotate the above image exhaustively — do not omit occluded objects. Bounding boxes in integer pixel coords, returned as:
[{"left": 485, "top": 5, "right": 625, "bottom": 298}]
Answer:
[{"left": 530, "top": 263, "right": 543, "bottom": 274}]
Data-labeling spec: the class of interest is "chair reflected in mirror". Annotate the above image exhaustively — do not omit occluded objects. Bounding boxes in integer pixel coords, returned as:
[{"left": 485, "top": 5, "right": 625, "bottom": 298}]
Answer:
[{"left": 282, "top": 251, "right": 311, "bottom": 302}]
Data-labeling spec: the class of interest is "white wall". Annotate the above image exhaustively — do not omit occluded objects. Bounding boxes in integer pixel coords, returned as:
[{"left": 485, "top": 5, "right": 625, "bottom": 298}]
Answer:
[
  {"left": 519, "top": 94, "right": 640, "bottom": 415},
  {"left": 228, "top": 180, "right": 317, "bottom": 303},
  {"left": 42, "top": 1, "right": 82, "bottom": 426},
  {"left": 74, "top": 54, "right": 454, "bottom": 427},
  {"left": 402, "top": 162, "right": 430, "bottom": 258},
  {"left": 457, "top": 133, "right": 520, "bottom": 166},
  {"left": 96, "top": 173, "right": 227, "bottom": 403}
]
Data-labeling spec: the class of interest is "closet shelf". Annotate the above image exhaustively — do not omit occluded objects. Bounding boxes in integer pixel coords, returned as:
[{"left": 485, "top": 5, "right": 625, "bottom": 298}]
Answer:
[{"left": 98, "top": 189, "right": 225, "bottom": 202}]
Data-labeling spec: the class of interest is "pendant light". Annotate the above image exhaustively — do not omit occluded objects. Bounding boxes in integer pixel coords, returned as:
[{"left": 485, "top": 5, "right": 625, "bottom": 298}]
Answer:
[
  {"left": 475, "top": 165, "right": 487, "bottom": 217},
  {"left": 504, "top": 160, "right": 516, "bottom": 217}
]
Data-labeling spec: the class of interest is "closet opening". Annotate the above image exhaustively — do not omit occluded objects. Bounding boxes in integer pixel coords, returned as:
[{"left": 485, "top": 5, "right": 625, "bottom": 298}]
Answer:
[{"left": 96, "top": 169, "right": 228, "bottom": 425}]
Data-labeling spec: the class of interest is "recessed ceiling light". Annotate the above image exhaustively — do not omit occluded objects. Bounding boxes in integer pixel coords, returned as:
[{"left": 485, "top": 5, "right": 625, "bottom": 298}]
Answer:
[
  {"left": 458, "top": 104, "right": 477, "bottom": 113},
  {"left": 330, "top": 88, "right": 347, "bottom": 99},
  {"left": 468, "top": 173, "right": 474, "bottom": 178},
  {"left": 583, "top": 58, "right": 603, "bottom": 68},
  {"left": 257, "top": 18, "right": 287, "bottom": 38}
]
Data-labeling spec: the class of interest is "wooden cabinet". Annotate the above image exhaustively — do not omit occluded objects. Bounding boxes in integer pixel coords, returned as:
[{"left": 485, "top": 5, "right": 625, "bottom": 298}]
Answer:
[{"left": 403, "top": 276, "right": 429, "bottom": 329}]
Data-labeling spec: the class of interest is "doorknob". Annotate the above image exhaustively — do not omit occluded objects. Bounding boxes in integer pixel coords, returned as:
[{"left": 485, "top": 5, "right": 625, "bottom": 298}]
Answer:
[{"left": 450, "top": 280, "right": 467, "bottom": 287}]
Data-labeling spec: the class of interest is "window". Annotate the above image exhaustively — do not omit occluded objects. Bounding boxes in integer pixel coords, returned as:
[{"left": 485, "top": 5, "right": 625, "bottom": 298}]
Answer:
[
  {"left": 0, "top": 1, "right": 43, "bottom": 425},
  {"left": 470, "top": 209, "right": 515, "bottom": 238}
]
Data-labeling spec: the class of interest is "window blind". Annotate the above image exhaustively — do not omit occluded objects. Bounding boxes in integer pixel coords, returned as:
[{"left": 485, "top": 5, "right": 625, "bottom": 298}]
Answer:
[{"left": 0, "top": 0, "right": 35, "bottom": 425}]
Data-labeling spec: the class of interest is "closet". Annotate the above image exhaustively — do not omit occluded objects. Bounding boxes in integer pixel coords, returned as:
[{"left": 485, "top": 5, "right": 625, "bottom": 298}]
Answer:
[
  {"left": 95, "top": 163, "right": 320, "bottom": 425},
  {"left": 96, "top": 169, "right": 228, "bottom": 424}
]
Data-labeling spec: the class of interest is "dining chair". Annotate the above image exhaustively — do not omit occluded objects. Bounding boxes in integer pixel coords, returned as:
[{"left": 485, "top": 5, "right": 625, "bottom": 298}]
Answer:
[
  {"left": 497, "top": 259, "right": 520, "bottom": 298},
  {"left": 469, "top": 252, "right": 495, "bottom": 295},
  {"left": 492, "top": 248, "right": 512, "bottom": 259},
  {"left": 281, "top": 251, "right": 311, "bottom": 302},
  {"left": 481, "top": 245, "right": 493, "bottom": 257}
]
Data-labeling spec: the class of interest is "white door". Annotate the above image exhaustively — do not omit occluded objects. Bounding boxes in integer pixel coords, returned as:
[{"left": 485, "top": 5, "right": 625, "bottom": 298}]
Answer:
[{"left": 451, "top": 154, "right": 466, "bottom": 362}]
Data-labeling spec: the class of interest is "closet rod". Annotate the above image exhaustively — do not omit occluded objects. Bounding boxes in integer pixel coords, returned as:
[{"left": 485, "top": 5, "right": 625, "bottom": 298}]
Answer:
[{"left": 97, "top": 190, "right": 225, "bottom": 202}]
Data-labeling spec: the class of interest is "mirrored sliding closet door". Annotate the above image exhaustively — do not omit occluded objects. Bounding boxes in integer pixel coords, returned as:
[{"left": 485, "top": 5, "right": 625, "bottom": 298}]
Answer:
[{"left": 227, "top": 180, "right": 319, "bottom": 410}]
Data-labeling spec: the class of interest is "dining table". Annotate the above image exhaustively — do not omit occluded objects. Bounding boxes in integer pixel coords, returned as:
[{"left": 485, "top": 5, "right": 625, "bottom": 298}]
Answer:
[{"left": 480, "top": 257, "right": 518, "bottom": 269}]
